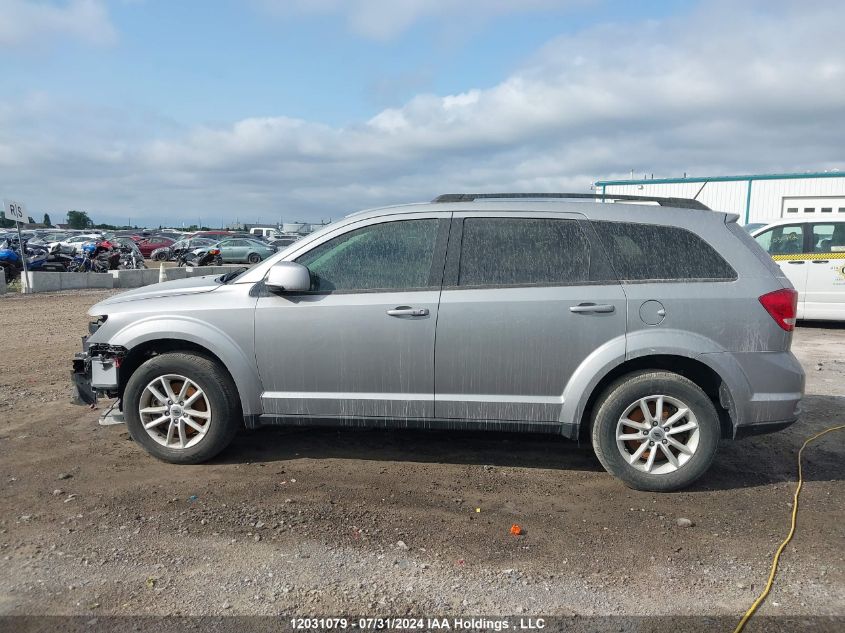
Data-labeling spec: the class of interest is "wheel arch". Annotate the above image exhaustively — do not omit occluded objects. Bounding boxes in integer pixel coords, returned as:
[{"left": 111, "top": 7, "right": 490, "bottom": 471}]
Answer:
[
  {"left": 576, "top": 355, "right": 737, "bottom": 442},
  {"left": 109, "top": 321, "right": 263, "bottom": 417}
]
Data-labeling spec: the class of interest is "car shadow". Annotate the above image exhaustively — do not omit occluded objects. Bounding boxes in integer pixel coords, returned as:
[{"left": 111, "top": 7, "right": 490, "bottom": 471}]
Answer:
[
  {"left": 216, "top": 393, "right": 845, "bottom": 491},
  {"left": 689, "top": 393, "right": 845, "bottom": 492},
  {"left": 798, "top": 320, "right": 845, "bottom": 330},
  {"left": 223, "top": 426, "right": 604, "bottom": 472}
]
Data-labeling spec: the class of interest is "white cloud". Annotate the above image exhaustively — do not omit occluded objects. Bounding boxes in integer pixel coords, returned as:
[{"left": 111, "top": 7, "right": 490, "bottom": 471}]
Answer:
[
  {"left": 0, "top": 0, "right": 116, "bottom": 47},
  {"left": 257, "top": 0, "right": 584, "bottom": 40},
  {"left": 2, "top": 0, "right": 845, "bottom": 225}
]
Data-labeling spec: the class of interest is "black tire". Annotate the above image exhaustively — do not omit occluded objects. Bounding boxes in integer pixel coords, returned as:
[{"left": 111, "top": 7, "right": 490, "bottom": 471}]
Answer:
[
  {"left": 153, "top": 251, "right": 167, "bottom": 261},
  {"left": 591, "top": 370, "right": 720, "bottom": 492},
  {"left": 123, "top": 352, "right": 242, "bottom": 464},
  {"left": 247, "top": 252, "right": 261, "bottom": 264},
  {"left": 214, "top": 256, "right": 223, "bottom": 266}
]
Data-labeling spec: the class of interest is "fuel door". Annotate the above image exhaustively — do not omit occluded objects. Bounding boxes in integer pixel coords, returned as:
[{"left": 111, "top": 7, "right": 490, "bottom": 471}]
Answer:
[{"left": 639, "top": 299, "right": 666, "bottom": 326}]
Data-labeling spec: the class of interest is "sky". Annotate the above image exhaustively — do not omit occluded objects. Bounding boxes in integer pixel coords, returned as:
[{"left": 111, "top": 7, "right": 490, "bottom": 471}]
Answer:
[{"left": 1, "top": 0, "right": 843, "bottom": 227}]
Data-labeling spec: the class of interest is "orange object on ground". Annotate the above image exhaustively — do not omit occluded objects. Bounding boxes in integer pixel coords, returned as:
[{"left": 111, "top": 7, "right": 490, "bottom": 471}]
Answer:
[{"left": 510, "top": 524, "right": 523, "bottom": 535}]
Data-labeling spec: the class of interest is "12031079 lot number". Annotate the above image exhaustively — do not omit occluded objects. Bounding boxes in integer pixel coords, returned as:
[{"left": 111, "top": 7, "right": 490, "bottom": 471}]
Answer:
[{"left": 290, "top": 618, "right": 432, "bottom": 630}]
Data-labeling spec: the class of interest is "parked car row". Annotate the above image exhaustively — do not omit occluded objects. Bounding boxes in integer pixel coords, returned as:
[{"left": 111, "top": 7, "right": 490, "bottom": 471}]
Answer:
[
  {"left": 0, "top": 235, "right": 146, "bottom": 281},
  {"left": 0, "top": 227, "right": 301, "bottom": 263},
  {"left": 150, "top": 236, "right": 278, "bottom": 264}
]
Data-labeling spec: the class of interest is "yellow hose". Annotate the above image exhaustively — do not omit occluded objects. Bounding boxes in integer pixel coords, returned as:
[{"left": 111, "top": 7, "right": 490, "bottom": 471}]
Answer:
[{"left": 733, "top": 424, "right": 845, "bottom": 633}]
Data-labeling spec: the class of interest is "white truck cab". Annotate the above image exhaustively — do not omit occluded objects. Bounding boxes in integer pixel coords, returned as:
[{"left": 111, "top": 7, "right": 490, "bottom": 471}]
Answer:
[
  {"left": 249, "top": 227, "right": 279, "bottom": 240},
  {"left": 751, "top": 217, "right": 845, "bottom": 320}
]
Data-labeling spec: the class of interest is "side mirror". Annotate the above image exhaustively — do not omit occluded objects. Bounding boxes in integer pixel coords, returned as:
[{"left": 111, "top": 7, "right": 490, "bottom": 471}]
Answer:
[{"left": 265, "top": 261, "right": 311, "bottom": 293}]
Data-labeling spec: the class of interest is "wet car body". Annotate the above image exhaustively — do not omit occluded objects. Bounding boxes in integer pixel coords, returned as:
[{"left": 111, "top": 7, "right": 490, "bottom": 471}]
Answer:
[{"left": 73, "top": 194, "right": 804, "bottom": 491}]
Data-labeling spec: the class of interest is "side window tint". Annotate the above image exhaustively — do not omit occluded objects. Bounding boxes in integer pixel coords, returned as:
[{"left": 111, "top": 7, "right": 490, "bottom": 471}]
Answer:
[
  {"left": 296, "top": 219, "right": 439, "bottom": 292},
  {"left": 811, "top": 224, "right": 845, "bottom": 253},
  {"left": 459, "top": 218, "right": 590, "bottom": 286},
  {"left": 594, "top": 221, "right": 736, "bottom": 281},
  {"left": 754, "top": 225, "right": 804, "bottom": 255}
]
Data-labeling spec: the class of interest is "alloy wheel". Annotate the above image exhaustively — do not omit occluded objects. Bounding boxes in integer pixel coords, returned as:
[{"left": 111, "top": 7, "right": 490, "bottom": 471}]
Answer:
[
  {"left": 138, "top": 374, "right": 212, "bottom": 449},
  {"left": 615, "top": 395, "right": 700, "bottom": 474}
]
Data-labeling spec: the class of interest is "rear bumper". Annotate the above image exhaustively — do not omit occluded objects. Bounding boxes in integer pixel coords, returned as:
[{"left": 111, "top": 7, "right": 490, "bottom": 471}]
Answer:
[
  {"left": 734, "top": 418, "right": 797, "bottom": 438},
  {"left": 701, "top": 350, "right": 804, "bottom": 438},
  {"left": 736, "top": 351, "right": 804, "bottom": 432}
]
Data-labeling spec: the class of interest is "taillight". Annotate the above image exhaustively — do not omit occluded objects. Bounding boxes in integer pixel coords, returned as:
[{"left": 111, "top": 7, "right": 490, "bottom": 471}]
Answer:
[{"left": 758, "top": 288, "right": 797, "bottom": 331}]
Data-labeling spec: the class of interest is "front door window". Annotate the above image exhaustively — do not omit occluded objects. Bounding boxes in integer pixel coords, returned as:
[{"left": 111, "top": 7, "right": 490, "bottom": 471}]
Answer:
[{"left": 296, "top": 219, "right": 439, "bottom": 292}]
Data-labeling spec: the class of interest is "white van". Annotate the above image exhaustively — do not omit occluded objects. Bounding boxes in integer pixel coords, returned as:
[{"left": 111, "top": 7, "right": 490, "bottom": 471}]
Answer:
[
  {"left": 751, "top": 218, "right": 845, "bottom": 320},
  {"left": 249, "top": 227, "right": 279, "bottom": 240}
]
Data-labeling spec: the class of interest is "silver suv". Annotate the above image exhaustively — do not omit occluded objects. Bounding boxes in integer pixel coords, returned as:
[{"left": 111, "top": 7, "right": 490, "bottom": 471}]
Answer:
[{"left": 72, "top": 193, "right": 805, "bottom": 491}]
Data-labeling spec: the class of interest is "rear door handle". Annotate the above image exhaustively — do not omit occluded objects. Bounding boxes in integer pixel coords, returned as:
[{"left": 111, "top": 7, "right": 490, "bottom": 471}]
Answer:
[
  {"left": 569, "top": 303, "right": 615, "bottom": 314},
  {"left": 811, "top": 260, "right": 829, "bottom": 263},
  {"left": 786, "top": 261, "right": 805, "bottom": 265},
  {"left": 387, "top": 306, "right": 429, "bottom": 317}
]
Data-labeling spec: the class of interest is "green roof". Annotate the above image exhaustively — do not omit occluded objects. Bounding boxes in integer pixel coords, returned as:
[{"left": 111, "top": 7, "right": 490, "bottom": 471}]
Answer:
[{"left": 595, "top": 171, "right": 844, "bottom": 187}]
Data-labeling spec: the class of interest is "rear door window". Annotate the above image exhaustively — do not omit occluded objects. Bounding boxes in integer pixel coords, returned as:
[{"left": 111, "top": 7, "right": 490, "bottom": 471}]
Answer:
[
  {"left": 593, "top": 221, "right": 736, "bottom": 281},
  {"left": 457, "top": 218, "right": 592, "bottom": 287},
  {"left": 810, "top": 223, "right": 845, "bottom": 253}
]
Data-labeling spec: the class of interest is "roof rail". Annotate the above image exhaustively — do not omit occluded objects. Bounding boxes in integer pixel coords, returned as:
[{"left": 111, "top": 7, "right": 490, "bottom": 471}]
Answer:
[{"left": 431, "top": 192, "right": 711, "bottom": 210}]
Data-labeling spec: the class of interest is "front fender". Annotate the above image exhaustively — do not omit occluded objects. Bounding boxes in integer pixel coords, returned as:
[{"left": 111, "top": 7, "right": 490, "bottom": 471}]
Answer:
[{"left": 106, "top": 315, "right": 263, "bottom": 416}]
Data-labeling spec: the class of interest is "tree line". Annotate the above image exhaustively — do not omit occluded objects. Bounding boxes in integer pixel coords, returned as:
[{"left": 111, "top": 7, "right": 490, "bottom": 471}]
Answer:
[
  {"left": 0, "top": 209, "right": 214, "bottom": 232},
  {"left": 1, "top": 210, "right": 135, "bottom": 230}
]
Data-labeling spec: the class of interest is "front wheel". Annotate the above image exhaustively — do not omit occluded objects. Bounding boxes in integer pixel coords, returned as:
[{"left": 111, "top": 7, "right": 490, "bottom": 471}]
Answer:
[
  {"left": 247, "top": 252, "right": 261, "bottom": 264},
  {"left": 153, "top": 251, "right": 168, "bottom": 261},
  {"left": 123, "top": 352, "right": 242, "bottom": 464},
  {"left": 591, "top": 370, "right": 720, "bottom": 492}
]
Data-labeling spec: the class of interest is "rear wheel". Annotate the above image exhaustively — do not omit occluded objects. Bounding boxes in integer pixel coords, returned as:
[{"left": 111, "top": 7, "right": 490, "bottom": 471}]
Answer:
[
  {"left": 124, "top": 352, "right": 242, "bottom": 464},
  {"left": 153, "top": 251, "right": 168, "bottom": 261},
  {"left": 591, "top": 370, "right": 720, "bottom": 492}
]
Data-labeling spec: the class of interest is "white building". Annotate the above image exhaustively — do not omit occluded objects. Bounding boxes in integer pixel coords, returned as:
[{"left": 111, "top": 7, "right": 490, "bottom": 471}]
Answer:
[{"left": 594, "top": 171, "right": 845, "bottom": 225}]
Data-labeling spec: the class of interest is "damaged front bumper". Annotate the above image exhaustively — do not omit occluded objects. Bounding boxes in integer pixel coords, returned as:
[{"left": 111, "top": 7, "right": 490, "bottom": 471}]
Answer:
[{"left": 71, "top": 335, "right": 124, "bottom": 406}]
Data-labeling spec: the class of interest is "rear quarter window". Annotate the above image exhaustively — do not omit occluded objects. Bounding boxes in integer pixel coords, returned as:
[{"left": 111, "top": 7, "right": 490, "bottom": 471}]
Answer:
[
  {"left": 593, "top": 220, "right": 737, "bottom": 282},
  {"left": 728, "top": 222, "right": 786, "bottom": 277}
]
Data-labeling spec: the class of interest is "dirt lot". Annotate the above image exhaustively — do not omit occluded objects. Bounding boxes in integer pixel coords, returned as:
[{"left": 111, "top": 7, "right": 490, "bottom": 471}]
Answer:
[{"left": 0, "top": 290, "right": 843, "bottom": 624}]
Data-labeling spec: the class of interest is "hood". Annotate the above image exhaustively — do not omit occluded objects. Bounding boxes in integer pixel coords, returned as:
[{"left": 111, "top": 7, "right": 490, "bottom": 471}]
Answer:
[{"left": 89, "top": 274, "right": 222, "bottom": 312}]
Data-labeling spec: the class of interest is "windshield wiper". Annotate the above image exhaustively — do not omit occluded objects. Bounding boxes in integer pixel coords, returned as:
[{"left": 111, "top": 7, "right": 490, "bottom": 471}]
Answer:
[{"left": 218, "top": 267, "right": 247, "bottom": 284}]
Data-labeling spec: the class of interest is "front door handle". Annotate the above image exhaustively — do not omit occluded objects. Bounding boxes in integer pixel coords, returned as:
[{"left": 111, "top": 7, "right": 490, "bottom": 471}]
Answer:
[
  {"left": 569, "top": 303, "right": 615, "bottom": 314},
  {"left": 786, "top": 261, "right": 805, "bottom": 265},
  {"left": 387, "top": 306, "right": 429, "bottom": 317},
  {"left": 811, "top": 260, "right": 829, "bottom": 263}
]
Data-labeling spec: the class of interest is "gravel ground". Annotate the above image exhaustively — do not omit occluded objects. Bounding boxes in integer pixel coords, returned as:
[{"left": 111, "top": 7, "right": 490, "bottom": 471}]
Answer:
[{"left": 0, "top": 290, "right": 843, "bottom": 625}]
